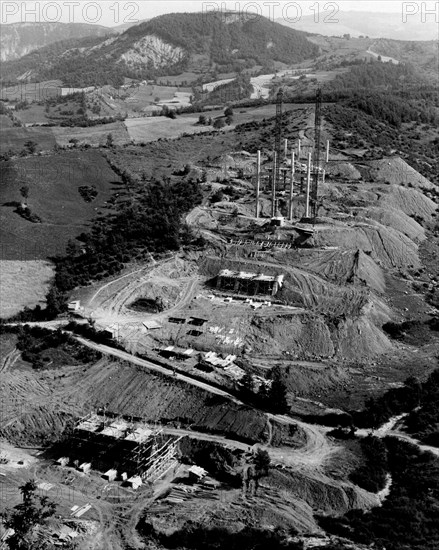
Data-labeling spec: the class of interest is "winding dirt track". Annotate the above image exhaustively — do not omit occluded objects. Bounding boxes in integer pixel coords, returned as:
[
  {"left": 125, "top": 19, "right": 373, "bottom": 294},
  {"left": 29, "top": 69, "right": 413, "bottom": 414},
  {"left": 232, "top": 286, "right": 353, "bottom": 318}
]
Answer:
[{"left": 74, "top": 336, "right": 337, "bottom": 472}]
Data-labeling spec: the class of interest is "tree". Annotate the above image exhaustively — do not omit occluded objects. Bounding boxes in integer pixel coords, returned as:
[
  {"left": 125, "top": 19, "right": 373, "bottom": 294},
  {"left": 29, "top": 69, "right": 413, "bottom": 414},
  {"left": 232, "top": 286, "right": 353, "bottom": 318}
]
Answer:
[
  {"left": 68, "top": 138, "right": 79, "bottom": 147},
  {"left": 224, "top": 106, "right": 234, "bottom": 117},
  {"left": 269, "top": 367, "right": 289, "bottom": 414},
  {"left": 240, "top": 372, "right": 254, "bottom": 395},
  {"left": 24, "top": 140, "right": 37, "bottom": 154},
  {"left": 198, "top": 114, "right": 206, "bottom": 125},
  {"left": 225, "top": 114, "right": 234, "bottom": 125},
  {"left": 213, "top": 118, "right": 226, "bottom": 129},
  {"left": 106, "top": 133, "right": 114, "bottom": 148},
  {"left": 2, "top": 479, "right": 57, "bottom": 549},
  {"left": 20, "top": 185, "right": 29, "bottom": 206},
  {"left": 252, "top": 447, "right": 271, "bottom": 476}
]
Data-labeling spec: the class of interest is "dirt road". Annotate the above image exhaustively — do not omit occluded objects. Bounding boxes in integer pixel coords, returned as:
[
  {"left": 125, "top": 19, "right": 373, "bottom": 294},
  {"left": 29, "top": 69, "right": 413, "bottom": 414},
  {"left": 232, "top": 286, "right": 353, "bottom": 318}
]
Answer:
[{"left": 75, "top": 336, "right": 337, "bottom": 472}]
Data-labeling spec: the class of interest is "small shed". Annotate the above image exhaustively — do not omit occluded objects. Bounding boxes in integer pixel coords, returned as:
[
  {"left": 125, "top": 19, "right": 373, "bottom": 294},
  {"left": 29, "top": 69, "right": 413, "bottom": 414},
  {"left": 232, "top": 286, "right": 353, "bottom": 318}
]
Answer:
[
  {"left": 143, "top": 320, "right": 162, "bottom": 330},
  {"left": 188, "top": 465, "right": 207, "bottom": 480},
  {"left": 103, "top": 469, "right": 118, "bottom": 482},
  {"left": 127, "top": 475, "right": 142, "bottom": 490},
  {"left": 79, "top": 462, "right": 91, "bottom": 474}
]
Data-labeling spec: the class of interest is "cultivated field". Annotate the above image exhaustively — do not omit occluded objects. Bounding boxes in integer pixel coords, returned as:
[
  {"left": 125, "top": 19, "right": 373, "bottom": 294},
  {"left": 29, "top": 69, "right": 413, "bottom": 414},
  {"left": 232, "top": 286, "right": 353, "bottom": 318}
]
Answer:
[
  {"left": 125, "top": 116, "right": 213, "bottom": 142},
  {"left": 0, "top": 149, "right": 122, "bottom": 259},
  {"left": 0, "top": 126, "right": 57, "bottom": 153},
  {"left": 51, "top": 121, "right": 131, "bottom": 147},
  {"left": 0, "top": 260, "right": 54, "bottom": 318}
]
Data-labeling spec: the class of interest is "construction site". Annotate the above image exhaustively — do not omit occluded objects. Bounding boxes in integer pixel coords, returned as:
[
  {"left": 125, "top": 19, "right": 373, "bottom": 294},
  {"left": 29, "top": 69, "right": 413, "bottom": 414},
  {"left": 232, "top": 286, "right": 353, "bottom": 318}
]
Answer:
[
  {"left": 62, "top": 412, "right": 182, "bottom": 489},
  {"left": 1, "top": 83, "right": 438, "bottom": 550}
]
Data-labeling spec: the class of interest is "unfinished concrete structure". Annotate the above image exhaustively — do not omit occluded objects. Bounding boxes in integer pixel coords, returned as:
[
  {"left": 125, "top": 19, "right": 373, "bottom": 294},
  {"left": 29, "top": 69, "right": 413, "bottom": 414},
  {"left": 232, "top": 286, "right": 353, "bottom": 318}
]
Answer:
[
  {"left": 216, "top": 269, "right": 284, "bottom": 296},
  {"left": 69, "top": 413, "right": 181, "bottom": 484}
]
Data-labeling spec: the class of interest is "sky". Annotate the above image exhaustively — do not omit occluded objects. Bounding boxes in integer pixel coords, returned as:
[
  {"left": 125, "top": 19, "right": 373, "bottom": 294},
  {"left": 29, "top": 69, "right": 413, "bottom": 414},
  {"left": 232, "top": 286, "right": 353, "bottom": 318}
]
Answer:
[{"left": 0, "top": 0, "right": 419, "bottom": 26}]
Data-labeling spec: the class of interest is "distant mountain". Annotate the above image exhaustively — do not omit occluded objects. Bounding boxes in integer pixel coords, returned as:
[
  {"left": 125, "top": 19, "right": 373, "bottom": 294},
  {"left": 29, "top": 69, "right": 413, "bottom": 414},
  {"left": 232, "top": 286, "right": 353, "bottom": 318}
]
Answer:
[
  {"left": 0, "top": 12, "right": 319, "bottom": 87},
  {"left": 276, "top": 11, "right": 439, "bottom": 41},
  {"left": 0, "top": 22, "right": 118, "bottom": 62}
]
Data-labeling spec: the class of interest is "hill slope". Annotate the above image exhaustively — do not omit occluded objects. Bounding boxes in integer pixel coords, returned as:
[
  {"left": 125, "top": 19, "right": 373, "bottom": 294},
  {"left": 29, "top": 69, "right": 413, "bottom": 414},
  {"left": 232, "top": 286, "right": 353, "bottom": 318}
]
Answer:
[
  {"left": 0, "top": 12, "right": 319, "bottom": 87},
  {"left": 0, "top": 22, "right": 116, "bottom": 62}
]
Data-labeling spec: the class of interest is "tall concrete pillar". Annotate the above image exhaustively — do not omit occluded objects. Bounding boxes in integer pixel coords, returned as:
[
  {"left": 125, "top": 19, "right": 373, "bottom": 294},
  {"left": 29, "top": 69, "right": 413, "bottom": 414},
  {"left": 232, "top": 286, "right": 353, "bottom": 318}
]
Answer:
[
  {"left": 289, "top": 150, "right": 295, "bottom": 221},
  {"left": 272, "top": 152, "right": 277, "bottom": 218},
  {"left": 298, "top": 139, "right": 301, "bottom": 159},
  {"left": 284, "top": 138, "right": 288, "bottom": 160},
  {"left": 326, "top": 140, "right": 330, "bottom": 163},
  {"left": 256, "top": 150, "right": 261, "bottom": 218},
  {"left": 305, "top": 152, "right": 312, "bottom": 218}
]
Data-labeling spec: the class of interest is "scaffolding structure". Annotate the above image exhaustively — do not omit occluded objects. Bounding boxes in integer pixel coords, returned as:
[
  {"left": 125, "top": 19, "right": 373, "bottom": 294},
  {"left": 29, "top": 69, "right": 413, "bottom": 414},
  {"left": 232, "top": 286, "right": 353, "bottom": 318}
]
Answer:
[
  {"left": 216, "top": 269, "right": 284, "bottom": 296},
  {"left": 70, "top": 413, "right": 181, "bottom": 483}
]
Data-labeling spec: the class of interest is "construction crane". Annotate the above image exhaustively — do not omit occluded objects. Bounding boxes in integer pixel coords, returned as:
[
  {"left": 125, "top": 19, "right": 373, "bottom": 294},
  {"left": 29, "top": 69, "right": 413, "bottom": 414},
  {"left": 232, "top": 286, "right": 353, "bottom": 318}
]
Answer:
[{"left": 311, "top": 88, "right": 322, "bottom": 220}]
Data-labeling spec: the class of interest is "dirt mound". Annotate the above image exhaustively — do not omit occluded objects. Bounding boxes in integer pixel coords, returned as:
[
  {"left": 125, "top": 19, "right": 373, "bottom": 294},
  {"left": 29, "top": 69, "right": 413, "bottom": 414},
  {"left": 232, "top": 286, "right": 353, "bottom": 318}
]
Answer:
[
  {"left": 279, "top": 362, "right": 350, "bottom": 396},
  {"left": 247, "top": 310, "right": 392, "bottom": 361},
  {"left": 314, "top": 223, "right": 421, "bottom": 269},
  {"left": 249, "top": 314, "right": 335, "bottom": 359},
  {"left": 325, "top": 162, "right": 362, "bottom": 180},
  {"left": 268, "top": 469, "right": 379, "bottom": 516},
  {"left": 367, "top": 157, "right": 435, "bottom": 190},
  {"left": 363, "top": 207, "right": 425, "bottom": 242},
  {"left": 293, "top": 249, "right": 386, "bottom": 294},
  {"left": 378, "top": 184, "right": 436, "bottom": 222}
]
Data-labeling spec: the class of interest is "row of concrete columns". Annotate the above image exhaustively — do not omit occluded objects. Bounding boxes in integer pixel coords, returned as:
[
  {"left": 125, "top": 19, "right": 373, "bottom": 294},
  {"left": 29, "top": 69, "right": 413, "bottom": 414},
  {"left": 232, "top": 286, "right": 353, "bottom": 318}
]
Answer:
[{"left": 255, "top": 139, "right": 329, "bottom": 221}]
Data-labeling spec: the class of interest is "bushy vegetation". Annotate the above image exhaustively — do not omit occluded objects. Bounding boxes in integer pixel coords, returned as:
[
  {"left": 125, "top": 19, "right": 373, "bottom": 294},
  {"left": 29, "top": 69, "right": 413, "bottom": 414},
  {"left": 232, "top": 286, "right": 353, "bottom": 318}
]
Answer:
[
  {"left": 319, "top": 438, "right": 439, "bottom": 550},
  {"left": 137, "top": 521, "right": 303, "bottom": 550},
  {"left": 353, "top": 375, "right": 423, "bottom": 429},
  {"left": 353, "top": 368, "right": 439, "bottom": 447},
  {"left": 1, "top": 324, "right": 102, "bottom": 369},
  {"left": 324, "top": 103, "right": 439, "bottom": 185},
  {"left": 1, "top": 480, "right": 57, "bottom": 549},
  {"left": 53, "top": 177, "right": 203, "bottom": 294},
  {"left": 349, "top": 435, "right": 388, "bottom": 492},
  {"left": 196, "top": 73, "right": 254, "bottom": 106},
  {"left": 405, "top": 369, "right": 439, "bottom": 445}
]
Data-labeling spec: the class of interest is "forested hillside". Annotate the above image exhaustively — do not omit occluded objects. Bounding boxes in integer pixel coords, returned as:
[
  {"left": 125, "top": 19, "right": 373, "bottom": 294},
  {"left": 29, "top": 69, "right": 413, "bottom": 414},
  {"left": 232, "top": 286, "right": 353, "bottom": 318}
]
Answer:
[{"left": 0, "top": 12, "right": 319, "bottom": 87}]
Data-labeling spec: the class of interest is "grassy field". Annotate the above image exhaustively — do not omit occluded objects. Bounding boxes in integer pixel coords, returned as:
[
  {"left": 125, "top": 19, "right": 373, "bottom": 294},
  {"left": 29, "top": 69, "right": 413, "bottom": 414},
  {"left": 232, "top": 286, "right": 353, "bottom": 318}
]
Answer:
[
  {"left": 13, "top": 104, "right": 50, "bottom": 125},
  {"left": 125, "top": 116, "right": 213, "bottom": 142},
  {"left": 0, "top": 114, "right": 14, "bottom": 128},
  {"left": 0, "top": 260, "right": 54, "bottom": 318},
  {"left": 0, "top": 127, "right": 57, "bottom": 153},
  {"left": 51, "top": 121, "right": 131, "bottom": 147},
  {"left": 0, "top": 80, "right": 63, "bottom": 101},
  {"left": 0, "top": 149, "right": 122, "bottom": 259}
]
